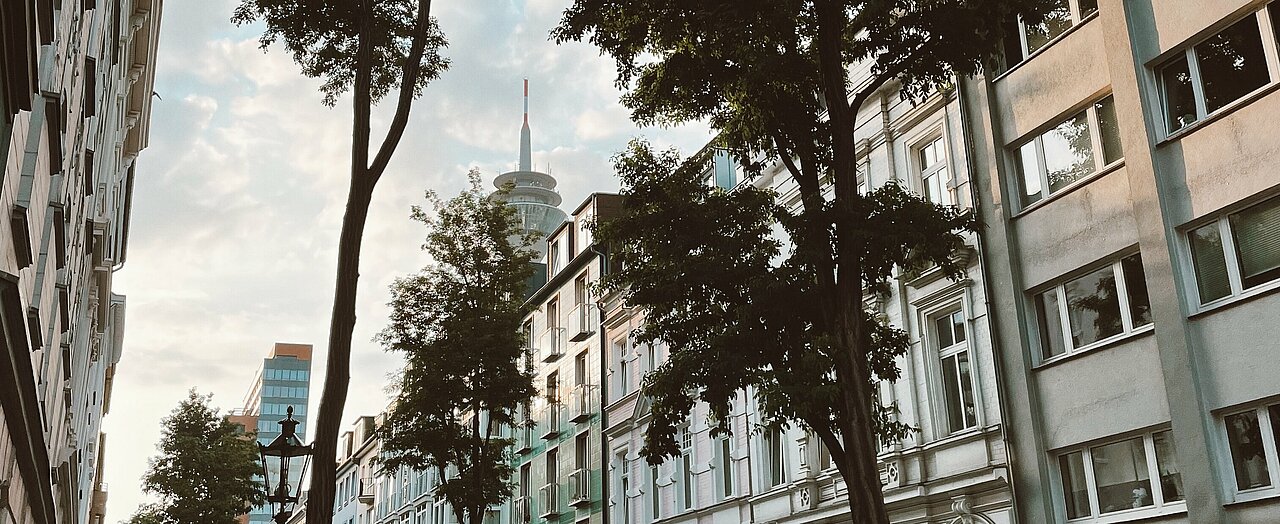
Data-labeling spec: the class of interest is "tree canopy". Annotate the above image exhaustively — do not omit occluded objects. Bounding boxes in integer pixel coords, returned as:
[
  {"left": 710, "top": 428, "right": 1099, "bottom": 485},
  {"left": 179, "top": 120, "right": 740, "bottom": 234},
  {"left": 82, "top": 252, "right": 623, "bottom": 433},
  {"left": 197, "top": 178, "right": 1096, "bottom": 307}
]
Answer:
[
  {"left": 127, "top": 390, "right": 264, "bottom": 524},
  {"left": 377, "top": 171, "right": 539, "bottom": 524},
  {"left": 557, "top": 1, "right": 1051, "bottom": 522}
]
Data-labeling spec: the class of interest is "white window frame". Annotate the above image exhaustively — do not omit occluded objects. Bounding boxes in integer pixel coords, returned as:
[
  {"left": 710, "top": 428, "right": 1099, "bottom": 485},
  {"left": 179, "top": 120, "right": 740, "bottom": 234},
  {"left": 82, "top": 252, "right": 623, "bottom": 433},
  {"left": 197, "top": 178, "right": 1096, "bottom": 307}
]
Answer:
[
  {"left": 1221, "top": 403, "right": 1280, "bottom": 502},
  {"left": 926, "top": 305, "right": 981, "bottom": 437},
  {"left": 1033, "top": 253, "right": 1154, "bottom": 364},
  {"left": 1054, "top": 431, "right": 1186, "bottom": 523},
  {"left": 1182, "top": 193, "right": 1280, "bottom": 311},
  {"left": 1012, "top": 95, "right": 1120, "bottom": 208},
  {"left": 712, "top": 430, "right": 735, "bottom": 500},
  {"left": 1156, "top": 6, "right": 1280, "bottom": 138},
  {"left": 647, "top": 463, "right": 661, "bottom": 522},
  {"left": 1010, "top": 0, "right": 1097, "bottom": 63},
  {"left": 613, "top": 448, "right": 632, "bottom": 524},
  {"left": 676, "top": 426, "right": 695, "bottom": 511},
  {"left": 914, "top": 133, "right": 952, "bottom": 206},
  {"left": 612, "top": 336, "right": 632, "bottom": 398},
  {"left": 761, "top": 426, "right": 788, "bottom": 489}
]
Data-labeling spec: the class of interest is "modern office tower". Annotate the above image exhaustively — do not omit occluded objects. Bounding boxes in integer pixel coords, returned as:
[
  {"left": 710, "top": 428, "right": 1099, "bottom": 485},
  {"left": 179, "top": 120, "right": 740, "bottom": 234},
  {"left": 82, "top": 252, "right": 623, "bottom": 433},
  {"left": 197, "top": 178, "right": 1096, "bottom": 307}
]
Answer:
[
  {"left": 239, "top": 343, "right": 314, "bottom": 524},
  {"left": 959, "top": 1, "right": 1280, "bottom": 522},
  {"left": 0, "top": 1, "right": 161, "bottom": 523},
  {"left": 490, "top": 79, "right": 569, "bottom": 264}
]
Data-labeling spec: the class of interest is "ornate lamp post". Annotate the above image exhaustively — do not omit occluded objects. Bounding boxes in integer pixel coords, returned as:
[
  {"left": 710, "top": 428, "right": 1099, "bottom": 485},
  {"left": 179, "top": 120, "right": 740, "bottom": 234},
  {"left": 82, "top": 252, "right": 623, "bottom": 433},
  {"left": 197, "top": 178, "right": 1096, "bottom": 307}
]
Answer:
[{"left": 259, "top": 406, "right": 313, "bottom": 524}]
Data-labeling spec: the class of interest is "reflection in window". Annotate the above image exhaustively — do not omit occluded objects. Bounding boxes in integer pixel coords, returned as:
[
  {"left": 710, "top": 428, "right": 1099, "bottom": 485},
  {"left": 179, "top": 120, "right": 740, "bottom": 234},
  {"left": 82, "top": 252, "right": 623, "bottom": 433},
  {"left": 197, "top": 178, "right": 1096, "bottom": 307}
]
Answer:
[
  {"left": 933, "top": 309, "right": 976, "bottom": 434},
  {"left": 918, "top": 136, "right": 951, "bottom": 205},
  {"left": 1060, "top": 451, "right": 1089, "bottom": 519},
  {"left": 1092, "top": 438, "right": 1153, "bottom": 514},
  {"left": 1035, "top": 254, "right": 1152, "bottom": 360},
  {"left": 1160, "top": 11, "right": 1274, "bottom": 134},
  {"left": 1002, "top": 0, "right": 1096, "bottom": 70},
  {"left": 1026, "top": 1, "right": 1072, "bottom": 54},
  {"left": 1227, "top": 410, "right": 1271, "bottom": 490},
  {"left": 1014, "top": 97, "right": 1121, "bottom": 207},
  {"left": 1056, "top": 431, "right": 1184, "bottom": 520},
  {"left": 1153, "top": 431, "right": 1183, "bottom": 503}
]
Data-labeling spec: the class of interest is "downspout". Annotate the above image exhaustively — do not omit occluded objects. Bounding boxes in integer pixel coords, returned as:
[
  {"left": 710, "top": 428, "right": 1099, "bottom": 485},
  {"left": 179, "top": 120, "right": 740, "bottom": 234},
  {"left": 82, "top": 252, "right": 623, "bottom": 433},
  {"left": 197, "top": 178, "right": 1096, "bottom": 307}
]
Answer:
[
  {"left": 588, "top": 241, "right": 610, "bottom": 524},
  {"left": 954, "top": 75, "right": 1021, "bottom": 518}
]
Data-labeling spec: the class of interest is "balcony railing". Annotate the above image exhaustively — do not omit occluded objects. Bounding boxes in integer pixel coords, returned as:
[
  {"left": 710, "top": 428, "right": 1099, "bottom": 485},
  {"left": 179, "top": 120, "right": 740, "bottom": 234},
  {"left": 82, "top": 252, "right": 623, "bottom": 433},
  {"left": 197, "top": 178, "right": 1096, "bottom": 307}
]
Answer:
[
  {"left": 568, "top": 468, "right": 591, "bottom": 506},
  {"left": 510, "top": 496, "right": 531, "bottom": 524},
  {"left": 567, "top": 303, "right": 598, "bottom": 342},
  {"left": 358, "top": 477, "right": 375, "bottom": 503},
  {"left": 540, "top": 405, "right": 561, "bottom": 440},
  {"left": 539, "top": 328, "right": 564, "bottom": 363},
  {"left": 568, "top": 384, "right": 593, "bottom": 423},
  {"left": 515, "top": 422, "right": 533, "bottom": 454},
  {"left": 538, "top": 483, "right": 559, "bottom": 519}
]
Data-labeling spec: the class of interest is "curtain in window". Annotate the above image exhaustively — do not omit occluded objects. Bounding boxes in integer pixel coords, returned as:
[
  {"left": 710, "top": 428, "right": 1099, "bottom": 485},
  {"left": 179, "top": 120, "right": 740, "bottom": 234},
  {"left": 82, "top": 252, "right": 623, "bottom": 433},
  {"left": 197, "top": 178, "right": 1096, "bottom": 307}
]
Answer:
[{"left": 1231, "top": 198, "right": 1280, "bottom": 288}]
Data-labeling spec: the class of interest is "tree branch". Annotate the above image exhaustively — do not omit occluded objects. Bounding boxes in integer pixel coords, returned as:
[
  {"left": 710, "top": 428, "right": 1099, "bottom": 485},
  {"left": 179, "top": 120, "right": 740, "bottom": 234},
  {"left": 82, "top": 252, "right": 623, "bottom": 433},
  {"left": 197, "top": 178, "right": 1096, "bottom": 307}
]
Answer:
[{"left": 368, "top": 0, "right": 434, "bottom": 179}]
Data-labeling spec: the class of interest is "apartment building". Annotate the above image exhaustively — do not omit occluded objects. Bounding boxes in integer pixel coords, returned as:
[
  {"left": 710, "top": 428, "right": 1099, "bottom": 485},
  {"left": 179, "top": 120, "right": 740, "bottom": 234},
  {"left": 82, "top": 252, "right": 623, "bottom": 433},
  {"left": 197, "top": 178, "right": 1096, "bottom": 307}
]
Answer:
[
  {"left": 0, "top": 1, "right": 160, "bottom": 523},
  {"left": 960, "top": 0, "right": 1280, "bottom": 523}
]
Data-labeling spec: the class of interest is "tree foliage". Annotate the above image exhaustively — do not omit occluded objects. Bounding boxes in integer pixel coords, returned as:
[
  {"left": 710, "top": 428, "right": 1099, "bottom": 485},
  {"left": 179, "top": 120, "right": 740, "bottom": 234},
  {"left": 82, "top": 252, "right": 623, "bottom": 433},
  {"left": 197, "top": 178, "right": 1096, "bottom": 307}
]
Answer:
[
  {"left": 378, "top": 170, "right": 539, "bottom": 524},
  {"left": 556, "top": 1, "right": 1050, "bottom": 522},
  {"left": 232, "top": 2, "right": 449, "bottom": 522},
  {"left": 126, "top": 390, "right": 264, "bottom": 524}
]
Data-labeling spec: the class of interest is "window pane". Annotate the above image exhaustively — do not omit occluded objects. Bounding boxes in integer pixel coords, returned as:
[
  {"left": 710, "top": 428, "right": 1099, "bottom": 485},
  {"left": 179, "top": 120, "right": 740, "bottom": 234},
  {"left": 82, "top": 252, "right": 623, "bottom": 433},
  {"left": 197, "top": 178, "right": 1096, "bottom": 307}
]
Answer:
[
  {"left": 1078, "top": 0, "right": 1099, "bottom": 18},
  {"left": 1036, "top": 290, "right": 1068, "bottom": 359},
  {"left": 935, "top": 315, "right": 955, "bottom": 348},
  {"left": 1189, "top": 223, "right": 1232, "bottom": 303},
  {"left": 1042, "top": 112, "right": 1095, "bottom": 193},
  {"left": 1092, "top": 437, "right": 1153, "bottom": 514},
  {"left": 1121, "top": 254, "right": 1153, "bottom": 327},
  {"left": 942, "top": 354, "right": 963, "bottom": 433},
  {"left": 1025, "top": 0, "right": 1072, "bottom": 54},
  {"left": 952, "top": 310, "right": 966, "bottom": 344},
  {"left": 924, "top": 168, "right": 948, "bottom": 205},
  {"left": 1095, "top": 96, "right": 1123, "bottom": 165},
  {"left": 1229, "top": 197, "right": 1280, "bottom": 289},
  {"left": 1064, "top": 265, "right": 1123, "bottom": 347},
  {"left": 1153, "top": 431, "right": 1184, "bottom": 503},
  {"left": 1060, "top": 451, "right": 1090, "bottom": 519},
  {"left": 1227, "top": 410, "right": 1272, "bottom": 490},
  {"left": 1195, "top": 16, "right": 1270, "bottom": 114},
  {"left": 1160, "top": 55, "right": 1197, "bottom": 132},
  {"left": 1017, "top": 141, "right": 1044, "bottom": 206}
]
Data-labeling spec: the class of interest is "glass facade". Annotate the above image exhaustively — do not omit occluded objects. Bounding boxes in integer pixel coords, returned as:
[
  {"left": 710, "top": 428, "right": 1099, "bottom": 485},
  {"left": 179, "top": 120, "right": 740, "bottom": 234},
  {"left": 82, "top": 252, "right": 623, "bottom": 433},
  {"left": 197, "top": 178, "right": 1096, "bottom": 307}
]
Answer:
[{"left": 249, "top": 354, "right": 312, "bottom": 523}]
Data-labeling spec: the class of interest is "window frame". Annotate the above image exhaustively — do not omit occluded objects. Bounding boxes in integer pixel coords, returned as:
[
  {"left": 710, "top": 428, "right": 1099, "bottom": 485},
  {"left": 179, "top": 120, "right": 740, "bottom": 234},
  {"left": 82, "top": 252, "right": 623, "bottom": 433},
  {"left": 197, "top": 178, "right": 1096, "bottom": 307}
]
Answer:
[
  {"left": 1220, "top": 402, "right": 1280, "bottom": 502},
  {"left": 1032, "top": 253, "right": 1155, "bottom": 364},
  {"left": 676, "top": 426, "right": 695, "bottom": 511},
  {"left": 1006, "top": 0, "right": 1099, "bottom": 70},
  {"left": 1011, "top": 95, "right": 1122, "bottom": 209},
  {"left": 1182, "top": 193, "right": 1280, "bottom": 311},
  {"left": 927, "top": 305, "right": 981, "bottom": 436},
  {"left": 611, "top": 336, "right": 632, "bottom": 399},
  {"left": 913, "top": 132, "right": 953, "bottom": 206},
  {"left": 1053, "top": 430, "right": 1186, "bottom": 523},
  {"left": 1155, "top": 6, "right": 1280, "bottom": 139}
]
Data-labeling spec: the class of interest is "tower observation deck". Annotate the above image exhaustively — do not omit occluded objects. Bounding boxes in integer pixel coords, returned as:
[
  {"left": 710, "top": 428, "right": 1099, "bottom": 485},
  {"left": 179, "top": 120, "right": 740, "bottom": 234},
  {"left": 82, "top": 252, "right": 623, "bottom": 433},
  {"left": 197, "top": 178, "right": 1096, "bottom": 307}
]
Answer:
[{"left": 491, "top": 79, "right": 567, "bottom": 260}]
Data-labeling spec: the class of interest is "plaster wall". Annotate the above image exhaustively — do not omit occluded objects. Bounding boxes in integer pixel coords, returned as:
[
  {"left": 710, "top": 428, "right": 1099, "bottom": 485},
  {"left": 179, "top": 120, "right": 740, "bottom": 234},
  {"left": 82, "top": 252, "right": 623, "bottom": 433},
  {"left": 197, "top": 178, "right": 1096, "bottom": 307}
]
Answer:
[{"left": 992, "top": 18, "right": 1111, "bottom": 143}]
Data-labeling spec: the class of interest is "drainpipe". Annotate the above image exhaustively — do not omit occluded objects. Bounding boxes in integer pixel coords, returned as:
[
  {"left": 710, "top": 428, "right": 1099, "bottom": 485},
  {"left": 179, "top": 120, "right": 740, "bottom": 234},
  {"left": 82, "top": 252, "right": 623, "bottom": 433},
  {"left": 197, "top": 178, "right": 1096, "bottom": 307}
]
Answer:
[
  {"left": 589, "top": 241, "right": 610, "bottom": 524},
  {"left": 953, "top": 75, "right": 1021, "bottom": 518}
]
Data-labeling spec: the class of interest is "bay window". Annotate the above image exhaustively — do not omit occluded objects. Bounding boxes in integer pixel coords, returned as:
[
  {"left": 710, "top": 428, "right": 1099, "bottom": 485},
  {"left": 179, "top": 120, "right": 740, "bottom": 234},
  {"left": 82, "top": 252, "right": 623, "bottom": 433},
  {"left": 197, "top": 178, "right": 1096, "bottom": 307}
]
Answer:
[
  {"left": 1187, "top": 194, "right": 1280, "bottom": 306},
  {"left": 1035, "top": 253, "right": 1153, "bottom": 361}
]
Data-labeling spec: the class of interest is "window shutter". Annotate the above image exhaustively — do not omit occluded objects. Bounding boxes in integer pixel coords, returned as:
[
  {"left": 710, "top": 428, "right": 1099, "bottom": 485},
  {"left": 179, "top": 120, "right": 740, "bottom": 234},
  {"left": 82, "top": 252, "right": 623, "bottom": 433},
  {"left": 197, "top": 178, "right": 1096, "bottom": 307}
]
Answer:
[{"left": 1231, "top": 197, "right": 1280, "bottom": 288}]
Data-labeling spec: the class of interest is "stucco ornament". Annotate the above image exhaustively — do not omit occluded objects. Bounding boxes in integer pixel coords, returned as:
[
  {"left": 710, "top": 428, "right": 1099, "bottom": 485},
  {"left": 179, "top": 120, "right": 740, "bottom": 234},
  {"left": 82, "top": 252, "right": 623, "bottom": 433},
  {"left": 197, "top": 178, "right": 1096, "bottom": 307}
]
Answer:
[{"left": 945, "top": 495, "right": 998, "bottom": 524}]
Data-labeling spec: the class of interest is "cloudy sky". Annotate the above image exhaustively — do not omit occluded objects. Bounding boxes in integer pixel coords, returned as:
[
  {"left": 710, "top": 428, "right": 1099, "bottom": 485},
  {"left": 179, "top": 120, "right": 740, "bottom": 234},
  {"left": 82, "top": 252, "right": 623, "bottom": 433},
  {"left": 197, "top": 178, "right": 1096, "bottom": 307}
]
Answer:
[{"left": 101, "top": 1, "right": 709, "bottom": 519}]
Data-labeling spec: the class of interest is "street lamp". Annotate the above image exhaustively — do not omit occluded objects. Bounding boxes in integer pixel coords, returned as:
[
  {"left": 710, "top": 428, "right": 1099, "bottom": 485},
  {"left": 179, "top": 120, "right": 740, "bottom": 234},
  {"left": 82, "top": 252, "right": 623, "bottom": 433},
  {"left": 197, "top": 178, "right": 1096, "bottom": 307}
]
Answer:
[{"left": 259, "top": 406, "right": 312, "bottom": 524}]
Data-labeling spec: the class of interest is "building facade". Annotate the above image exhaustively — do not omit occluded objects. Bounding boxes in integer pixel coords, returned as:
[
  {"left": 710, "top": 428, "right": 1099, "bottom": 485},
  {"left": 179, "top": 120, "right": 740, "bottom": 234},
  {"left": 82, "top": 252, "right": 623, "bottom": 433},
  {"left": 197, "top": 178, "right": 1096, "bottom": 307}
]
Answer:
[
  {"left": 238, "top": 343, "right": 314, "bottom": 524},
  {"left": 0, "top": 0, "right": 160, "bottom": 523},
  {"left": 960, "top": 1, "right": 1280, "bottom": 523}
]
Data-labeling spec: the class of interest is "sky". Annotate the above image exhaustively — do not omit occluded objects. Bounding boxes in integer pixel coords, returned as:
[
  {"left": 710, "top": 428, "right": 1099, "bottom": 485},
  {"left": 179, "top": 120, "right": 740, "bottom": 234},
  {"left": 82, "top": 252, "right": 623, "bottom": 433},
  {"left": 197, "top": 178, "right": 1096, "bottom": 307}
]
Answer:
[{"left": 100, "top": 1, "right": 710, "bottom": 520}]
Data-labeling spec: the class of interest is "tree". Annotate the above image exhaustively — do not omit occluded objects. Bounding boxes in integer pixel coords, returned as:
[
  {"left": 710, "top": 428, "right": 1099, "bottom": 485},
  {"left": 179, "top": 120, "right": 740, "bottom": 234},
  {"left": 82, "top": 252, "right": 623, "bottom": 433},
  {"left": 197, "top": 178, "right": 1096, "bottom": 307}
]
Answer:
[
  {"left": 126, "top": 390, "right": 264, "bottom": 524},
  {"left": 377, "top": 171, "right": 538, "bottom": 524},
  {"left": 231, "top": 1, "right": 448, "bottom": 521},
  {"left": 553, "top": 1, "right": 1053, "bottom": 522}
]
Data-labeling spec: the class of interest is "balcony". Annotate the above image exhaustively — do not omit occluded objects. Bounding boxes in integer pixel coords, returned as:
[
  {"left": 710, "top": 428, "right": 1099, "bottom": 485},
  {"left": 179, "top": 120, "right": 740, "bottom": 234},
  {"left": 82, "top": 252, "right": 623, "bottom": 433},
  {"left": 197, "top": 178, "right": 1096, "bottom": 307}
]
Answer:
[
  {"left": 567, "top": 384, "right": 593, "bottom": 424},
  {"left": 538, "top": 483, "right": 559, "bottom": 519},
  {"left": 358, "top": 477, "right": 375, "bottom": 503},
  {"left": 539, "top": 328, "right": 564, "bottom": 363},
  {"left": 509, "top": 496, "right": 531, "bottom": 524},
  {"left": 540, "top": 405, "right": 562, "bottom": 440},
  {"left": 566, "top": 303, "right": 598, "bottom": 342},
  {"left": 515, "top": 422, "right": 533, "bottom": 454},
  {"left": 568, "top": 468, "right": 591, "bottom": 507}
]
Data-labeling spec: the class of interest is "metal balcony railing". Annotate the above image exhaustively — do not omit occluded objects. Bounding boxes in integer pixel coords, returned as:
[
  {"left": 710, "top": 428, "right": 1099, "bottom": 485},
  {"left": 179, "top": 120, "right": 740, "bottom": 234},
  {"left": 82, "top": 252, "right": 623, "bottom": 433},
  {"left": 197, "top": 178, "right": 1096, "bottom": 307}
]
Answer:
[
  {"left": 568, "top": 384, "right": 593, "bottom": 423},
  {"left": 510, "top": 496, "right": 530, "bottom": 524},
  {"left": 567, "top": 303, "right": 598, "bottom": 342},
  {"left": 568, "top": 468, "right": 591, "bottom": 506},
  {"left": 538, "top": 483, "right": 559, "bottom": 518},
  {"left": 539, "top": 328, "right": 564, "bottom": 363},
  {"left": 540, "top": 405, "right": 561, "bottom": 440}
]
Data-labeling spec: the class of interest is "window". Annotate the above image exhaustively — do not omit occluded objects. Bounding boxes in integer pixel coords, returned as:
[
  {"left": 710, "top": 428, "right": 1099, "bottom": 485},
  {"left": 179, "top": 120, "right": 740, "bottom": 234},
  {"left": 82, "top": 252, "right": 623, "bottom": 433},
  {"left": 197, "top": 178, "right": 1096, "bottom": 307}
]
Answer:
[
  {"left": 574, "top": 273, "right": 588, "bottom": 306},
  {"left": 1224, "top": 404, "right": 1280, "bottom": 495},
  {"left": 932, "top": 309, "right": 977, "bottom": 434},
  {"left": 714, "top": 432, "right": 734, "bottom": 499},
  {"left": 1057, "top": 431, "right": 1183, "bottom": 521},
  {"left": 613, "top": 337, "right": 631, "bottom": 398},
  {"left": 916, "top": 135, "right": 951, "bottom": 205},
  {"left": 1014, "top": 96, "right": 1122, "bottom": 207},
  {"left": 547, "top": 298, "right": 558, "bottom": 330},
  {"left": 549, "top": 241, "right": 560, "bottom": 273},
  {"left": 574, "top": 351, "right": 588, "bottom": 386},
  {"left": 614, "top": 450, "right": 631, "bottom": 524},
  {"left": 1159, "top": 8, "right": 1276, "bottom": 134},
  {"left": 1187, "top": 194, "right": 1280, "bottom": 306},
  {"left": 546, "top": 372, "right": 559, "bottom": 404},
  {"left": 764, "top": 427, "right": 787, "bottom": 488},
  {"left": 1002, "top": 0, "right": 1096, "bottom": 68},
  {"left": 648, "top": 464, "right": 661, "bottom": 522},
  {"left": 676, "top": 427, "right": 694, "bottom": 511},
  {"left": 1035, "top": 253, "right": 1153, "bottom": 360}
]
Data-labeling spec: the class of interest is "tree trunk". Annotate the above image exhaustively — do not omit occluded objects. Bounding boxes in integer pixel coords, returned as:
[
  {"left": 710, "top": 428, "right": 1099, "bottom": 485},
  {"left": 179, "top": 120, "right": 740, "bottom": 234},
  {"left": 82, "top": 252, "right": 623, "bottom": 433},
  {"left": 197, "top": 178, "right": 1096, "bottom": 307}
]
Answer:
[{"left": 306, "top": 3, "right": 375, "bottom": 523}]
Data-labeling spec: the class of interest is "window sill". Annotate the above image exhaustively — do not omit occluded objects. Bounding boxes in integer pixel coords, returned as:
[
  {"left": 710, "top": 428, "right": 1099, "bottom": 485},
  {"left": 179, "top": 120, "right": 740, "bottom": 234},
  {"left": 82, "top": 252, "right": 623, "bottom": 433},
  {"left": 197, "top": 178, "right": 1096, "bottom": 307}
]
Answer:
[
  {"left": 1011, "top": 160, "right": 1125, "bottom": 219},
  {"left": 1067, "top": 502, "right": 1186, "bottom": 524},
  {"left": 1226, "top": 486, "right": 1280, "bottom": 506},
  {"left": 992, "top": 12, "right": 1100, "bottom": 83},
  {"left": 1158, "top": 81, "right": 1280, "bottom": 145},
  {"left": 1189, "top": 278, "right": 1280, "bottom": 319},
  {"left": 1034, "top": 324, "right": 1156, "bottom": 371}
]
